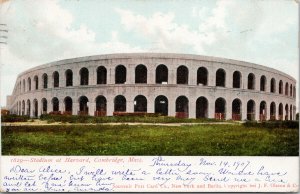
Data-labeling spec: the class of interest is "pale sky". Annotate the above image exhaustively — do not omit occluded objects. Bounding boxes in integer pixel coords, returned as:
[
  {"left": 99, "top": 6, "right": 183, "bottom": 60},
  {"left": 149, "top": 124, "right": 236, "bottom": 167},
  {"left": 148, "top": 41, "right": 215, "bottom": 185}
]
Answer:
[{"left": 0, "top": 0, "right": 298, "bottom": 108}]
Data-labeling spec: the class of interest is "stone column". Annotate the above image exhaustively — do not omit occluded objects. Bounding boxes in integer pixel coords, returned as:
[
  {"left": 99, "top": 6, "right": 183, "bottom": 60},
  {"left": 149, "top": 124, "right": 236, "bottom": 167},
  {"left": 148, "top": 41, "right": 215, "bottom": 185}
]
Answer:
[
  {"left": 106, "top": 98, "right": 114, "bottom": 116},
  {"left": 48, "top": 72, "right": 53, "bottom": 89},
  {"left": 169, "top": 68, "right": 176, "bottom": 84},
  {"left": 37, "top": 102, "right": 41, "bottom": 117},
  {"left": 189, "top": 66, "right": 197, "bottom": 86},
  {"left": 226, "top": 101, "right": 232, "bottom": 120},
  {"left": 59, "top": 70, "right": 65, "bottom": 88},
  {"left": 88, "top": 102, "right": 95, "bottom": 116},
  {"left": 127, "top": 100, "right": 134, "bottom": 113},
  {"left": 255, "top": 102, "right": 260, "bottom": 121},
  {"left": 47, "top": 99, "right": 52, "bottom": 113},
  {"left": 255, "top": 76, "right": 260, "bottom": 91},
  {"left": 128, "top": 65, "right": 135, "bottom": 84},
  {"left": 39, "top": 75, "right": 43, "bottom": 90},
  {"left": 73, "top": 68, "right": 80, "bottom": 87},
  {"left": 226, "top": 70, "right": 233, "bottom": 89},
  {"left": 242, "top": 74, "right": 248, "bottom": 90},
  {"left": 208, "top": 100, "right": 215, "bottom": 119},
  {"left": 241, "top": 101, "right": 247, "bottom": 120},
  {"left": 265, "top": 105, "right": 269, "bottom": 121},
  {"left": 265, "top": 77, "right": 270, "bottom": 93},
  {"left": 147, "top": 97, "right": 154, "bottom": 113},
  {"left": 89, "top": 66, "right": 96, "bottom": 86},
  {"left": 108, "top": 67, "right": 115, "bottom": 84},
  {"left": 188, "top": 100, "right": 196, "bottom": 118},
  {"left": 30, "top": 102, "right": 33, "bottom": 117},
  {"left": 59, "top": 99, "right": 65, "bottom": 114},
  {"left": 168, "top": 98, "right": 176, "bottom": 117},
  {"left": 148, "top": 67, "right": 155, "bottom": 84},
  {"left": 208, "top": 67, "right": 215, "bottom": 87},
  {"left": 72, "top": 102, "right": 79, "bottom": 115}
]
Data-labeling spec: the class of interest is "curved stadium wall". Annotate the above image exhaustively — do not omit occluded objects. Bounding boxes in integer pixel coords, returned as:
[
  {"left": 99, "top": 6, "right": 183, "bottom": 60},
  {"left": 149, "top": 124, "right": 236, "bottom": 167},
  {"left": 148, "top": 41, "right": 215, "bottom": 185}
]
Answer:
[{"left": 6, "top": 53, "right": 297, "bottom": 121}]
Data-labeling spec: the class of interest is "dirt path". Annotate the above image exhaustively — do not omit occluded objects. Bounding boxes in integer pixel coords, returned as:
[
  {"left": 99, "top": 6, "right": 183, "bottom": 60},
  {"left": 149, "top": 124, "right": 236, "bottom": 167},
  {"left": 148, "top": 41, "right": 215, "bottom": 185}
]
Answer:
[{"left": 2, "top": 120, "right": 242, "bottom": 127}]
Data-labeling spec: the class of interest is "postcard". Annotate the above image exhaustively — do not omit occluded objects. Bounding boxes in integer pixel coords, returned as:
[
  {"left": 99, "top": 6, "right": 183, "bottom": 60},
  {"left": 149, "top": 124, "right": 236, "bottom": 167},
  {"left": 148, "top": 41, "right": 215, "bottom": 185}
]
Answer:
[{"left": 0, "top": 0, "right": 299, "bottom": 192}]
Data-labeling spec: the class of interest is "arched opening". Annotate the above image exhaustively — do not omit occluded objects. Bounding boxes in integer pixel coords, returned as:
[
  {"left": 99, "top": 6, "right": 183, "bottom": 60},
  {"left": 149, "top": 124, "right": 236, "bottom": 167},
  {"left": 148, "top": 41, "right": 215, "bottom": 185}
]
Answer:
[
  {"left": 22, "top": 100, "right": 25, "bottom": 115},
  {"left": 28, "top": 77, "right": 31, "bottom": 91},
  {"left": 156, "top": 64, "right": 168, "bottom": 84},
  {"left": 290, "top": 105, "right": 293, "bottom": 120},
  {"left": 260, "top": 75, "right": 266, "bottom": 91},
  {"left": 259, "top": 101, "right": 267, "bottom": 121},
  {"left": 270, "top": 78, "right": 276, "bottom": 93},
  {"left": 279, "top": 80, "right": 283, "bottom": 94},
  {"left": 65, "top": 69, "right": 73, "bottom": 87},
  {"left": 114, "top": 95, "right": 126, "bottom": 112},
  {"left": 270, "top": 102, "right": 276, "bottom": 120},
  {"left": 233, "top": 71, "right": 241, "bottom": 88},
  {"left": 176, "top": 96, "right": 189, "bottom": 118},
  {"left": 215, "top": 97, "right": 226, "bottom": 120},
  {"left": 80, "top": 68, "right": 89, "bottom": 85},
  {"left": 278, "top": 103, "right": 283, "bottom": 120},
  {"left": 33, "top": 99, "right": 38, "bottom": 118},
  {"left": 247, "top": 73, "right": 255, "bottom": 90},
  {"left": 247, "top": 100, "right": 255, "bottom": 121},
  {"left": 34, "top": 76, "right": 38, "bottom": 90},
  {"left": 290, "top": 84, "right": 293, "bottom": 97},
  {"left": 95, "top": 96, "right": 107, "bottom": 116},
  {"left": 42, "top": 73, "right": 48, "bottom": 89},
  {"left": 78, "top": 96, "right": 89, "bottom": 115},
  {"left": 232, "top": 98, "right": 241, "bottom": 120},
  {"left": 135, "top": 64, "right": 147, "bottom": 84},
  {"left": 41, "top": 98, "right": 47, "bottom": 114},
  {"left": 196, "top": 97, "right": 208, "bottom": 118},
  {"left": 285, "top": 104, "right": 289, "bottom": 120},
  {"left": 26, "top": 100, "right": 31, "bottom": 116},
  {"left": 52, "top": 97, "right": 59, "bottom": 112},
  {"left": 216, "top": 69, "right": 226, "bottom": 87},
  {"left": 97, "top": 66, "right": 107, "bottom": 84},
  {"left": 155, "top": 95, "right": 168, "bottom": 116},
  {"left": 64, "top": 96, "right": 73, "bottom": 115},
  {"left": 115, "top": 65, "right": 126, "bottom": 84},
  {"left": 197, "top": 67, "right": 208, "bottom": 86},
  {"left": 134, "top": 95, "right": 147, "bottom": 112},
  {"left": 53, "top": 71, "right": 59, "bottom": 88},
  {"left": 177, "top": 65, "right": 188, "bottom": 84},
  {"left": 285, "top": 82, "right": 289, "bottom": 95}
]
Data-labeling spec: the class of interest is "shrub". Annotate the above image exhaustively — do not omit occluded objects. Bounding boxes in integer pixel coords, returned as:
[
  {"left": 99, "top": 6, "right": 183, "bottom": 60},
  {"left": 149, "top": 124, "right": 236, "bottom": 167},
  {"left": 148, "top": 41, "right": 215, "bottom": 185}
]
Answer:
[
  {"left": 244, "top": 120, "right": 299, "bottom": 129},
  {"left": 39, "top": 113, "right": 225, "bottom": 123},
  {"left": 1, "top": 115, "right": 30, "bottom": 122}
]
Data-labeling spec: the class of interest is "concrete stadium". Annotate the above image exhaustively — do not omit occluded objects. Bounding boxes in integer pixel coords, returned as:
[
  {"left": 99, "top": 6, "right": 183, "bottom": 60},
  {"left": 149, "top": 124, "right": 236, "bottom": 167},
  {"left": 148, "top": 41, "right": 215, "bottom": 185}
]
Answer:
[{"left": 6, "top": 53, "right": 297, "bottom": 121}]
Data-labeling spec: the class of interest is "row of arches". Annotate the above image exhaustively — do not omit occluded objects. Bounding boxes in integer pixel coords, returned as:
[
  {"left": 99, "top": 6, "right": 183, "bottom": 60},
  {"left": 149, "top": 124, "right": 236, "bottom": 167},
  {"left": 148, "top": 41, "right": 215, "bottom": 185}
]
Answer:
[
  {"left": 16, "top": 96, "right": 296, "bottom": 121},
  {"left": 18, "top": 65, "right": 296, "bottom": 98}
]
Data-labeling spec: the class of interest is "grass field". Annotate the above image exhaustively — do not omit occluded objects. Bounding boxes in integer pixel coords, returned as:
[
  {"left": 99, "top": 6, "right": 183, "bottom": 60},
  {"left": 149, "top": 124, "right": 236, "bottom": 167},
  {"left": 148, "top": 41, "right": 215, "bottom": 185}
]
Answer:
[{"left": 2, "top": 124, "right": 298, "bottom": 156}]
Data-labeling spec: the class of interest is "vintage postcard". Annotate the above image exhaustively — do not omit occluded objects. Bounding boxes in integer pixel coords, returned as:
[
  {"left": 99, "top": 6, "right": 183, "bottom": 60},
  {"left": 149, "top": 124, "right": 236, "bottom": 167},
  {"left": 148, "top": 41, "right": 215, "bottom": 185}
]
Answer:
[{"left": 0, "top": 0, "right": 299, "bottom": 192}]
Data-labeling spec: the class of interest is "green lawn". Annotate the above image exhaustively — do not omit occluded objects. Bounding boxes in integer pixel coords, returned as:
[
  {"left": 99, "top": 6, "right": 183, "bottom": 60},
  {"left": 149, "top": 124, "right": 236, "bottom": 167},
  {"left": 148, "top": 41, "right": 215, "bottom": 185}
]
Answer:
[{"left": 2, "top": 124, "right": 298, "bottom": 156}]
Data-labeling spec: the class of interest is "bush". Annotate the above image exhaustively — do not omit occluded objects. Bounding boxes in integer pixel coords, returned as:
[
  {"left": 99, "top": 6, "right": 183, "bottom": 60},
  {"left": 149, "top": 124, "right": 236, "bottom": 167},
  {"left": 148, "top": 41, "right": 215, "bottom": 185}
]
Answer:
[
  {"left": 1, "top": 115, "right": 30, "bottom": 122},
  {"left": 244, "top": 120, "right": 299, "bottom": 129},
  {"left": 39, "top": 114, "right": 224, "bottom": 124}
]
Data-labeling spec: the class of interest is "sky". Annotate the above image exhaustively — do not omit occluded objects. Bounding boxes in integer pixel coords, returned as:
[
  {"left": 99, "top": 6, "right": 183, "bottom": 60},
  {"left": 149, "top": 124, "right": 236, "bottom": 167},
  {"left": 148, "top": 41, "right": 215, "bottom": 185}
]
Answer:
[{"left": 0, "top": 0, "right": 298, "bottom": 108}]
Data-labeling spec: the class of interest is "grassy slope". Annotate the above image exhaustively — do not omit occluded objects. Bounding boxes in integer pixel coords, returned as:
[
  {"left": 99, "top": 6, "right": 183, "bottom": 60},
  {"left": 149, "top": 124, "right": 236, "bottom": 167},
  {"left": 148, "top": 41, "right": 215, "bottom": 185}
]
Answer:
[{"left": 2, "top": 124, "right": 298, "bottom": 156}]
